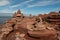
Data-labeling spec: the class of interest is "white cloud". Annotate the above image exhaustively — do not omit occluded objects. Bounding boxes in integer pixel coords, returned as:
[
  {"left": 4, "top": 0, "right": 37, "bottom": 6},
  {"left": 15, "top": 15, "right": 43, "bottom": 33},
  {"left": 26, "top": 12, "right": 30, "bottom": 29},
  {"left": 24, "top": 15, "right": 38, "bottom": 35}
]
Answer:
[
  {"left": 0, "top": 0, "right": 10, "bottom": 6},
  {"left": 0, "top": 9, "right": 17, "bottom": 13},
  {"left": 10, "top": 0, "right": 33, "bottom": 8},
  {"left": 0, "top": 0, "right": 60, "bottom": 13},
  {"left": 0, "top": 9, "right": 11, "bottom": 13},
  {"left": 28, "top": 0, "right": 60, "bottom": 7}
]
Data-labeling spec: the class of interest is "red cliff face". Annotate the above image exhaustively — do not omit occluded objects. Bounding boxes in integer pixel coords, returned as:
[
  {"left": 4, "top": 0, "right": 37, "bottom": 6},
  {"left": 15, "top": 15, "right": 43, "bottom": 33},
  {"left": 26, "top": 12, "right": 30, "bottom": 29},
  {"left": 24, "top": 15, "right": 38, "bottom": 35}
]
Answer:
[{"left": 0, "top": 9, "right": 60, "bottom": 40}]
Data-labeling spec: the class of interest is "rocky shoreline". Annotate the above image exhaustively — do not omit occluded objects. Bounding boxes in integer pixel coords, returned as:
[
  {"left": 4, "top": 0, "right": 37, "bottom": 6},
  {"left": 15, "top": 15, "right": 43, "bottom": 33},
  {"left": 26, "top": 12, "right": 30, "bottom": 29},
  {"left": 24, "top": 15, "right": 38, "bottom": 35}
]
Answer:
[{"left": 0, "top": 9, "right": 60, "bottom": 40}]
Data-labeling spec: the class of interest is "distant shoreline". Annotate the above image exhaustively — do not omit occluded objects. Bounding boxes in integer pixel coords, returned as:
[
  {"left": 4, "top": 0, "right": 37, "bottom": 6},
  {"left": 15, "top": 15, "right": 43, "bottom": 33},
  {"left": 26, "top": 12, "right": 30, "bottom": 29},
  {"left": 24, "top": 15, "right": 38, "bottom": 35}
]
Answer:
[{"left": 0, "top": 16, "right": 12, "bottom": 24}]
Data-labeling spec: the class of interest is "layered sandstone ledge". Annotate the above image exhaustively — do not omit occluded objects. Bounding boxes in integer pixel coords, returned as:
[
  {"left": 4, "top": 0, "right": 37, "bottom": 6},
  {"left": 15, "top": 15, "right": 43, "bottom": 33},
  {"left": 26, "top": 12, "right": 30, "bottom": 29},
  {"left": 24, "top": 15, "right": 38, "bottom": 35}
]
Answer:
[{"left": 0, "top": 9, "right": 60, "bottom": 40}]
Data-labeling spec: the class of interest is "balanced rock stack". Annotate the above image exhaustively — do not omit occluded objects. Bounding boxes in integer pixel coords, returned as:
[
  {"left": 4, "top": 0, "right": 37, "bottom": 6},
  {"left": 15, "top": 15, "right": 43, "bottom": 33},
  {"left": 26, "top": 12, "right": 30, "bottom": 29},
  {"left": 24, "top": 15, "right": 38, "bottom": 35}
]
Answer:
[{"left": 0, "top": 9, "right": 60, "bottom": 40}]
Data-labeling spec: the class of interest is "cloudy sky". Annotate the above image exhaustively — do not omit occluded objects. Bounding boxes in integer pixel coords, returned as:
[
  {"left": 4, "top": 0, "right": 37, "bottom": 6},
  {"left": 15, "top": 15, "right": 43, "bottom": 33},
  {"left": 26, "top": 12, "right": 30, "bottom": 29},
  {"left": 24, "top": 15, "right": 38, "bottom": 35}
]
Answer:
[{"left": 0, "top": 0, "right": 60, "bottom": 16}]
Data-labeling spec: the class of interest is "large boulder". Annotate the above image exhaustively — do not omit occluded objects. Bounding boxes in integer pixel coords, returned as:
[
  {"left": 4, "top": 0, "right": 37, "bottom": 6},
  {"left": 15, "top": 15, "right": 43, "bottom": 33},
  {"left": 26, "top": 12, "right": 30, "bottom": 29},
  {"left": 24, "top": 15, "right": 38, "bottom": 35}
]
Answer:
[{"left": 27, "top": 29, "right": 57, "bottom": 40}]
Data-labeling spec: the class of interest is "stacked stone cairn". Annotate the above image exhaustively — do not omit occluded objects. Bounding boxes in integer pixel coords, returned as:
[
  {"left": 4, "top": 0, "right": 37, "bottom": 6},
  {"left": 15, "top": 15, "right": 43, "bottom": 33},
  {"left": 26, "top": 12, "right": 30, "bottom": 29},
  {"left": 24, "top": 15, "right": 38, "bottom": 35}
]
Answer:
[{"left": 0, "top": 9, "right": 60, "bottom": 40}]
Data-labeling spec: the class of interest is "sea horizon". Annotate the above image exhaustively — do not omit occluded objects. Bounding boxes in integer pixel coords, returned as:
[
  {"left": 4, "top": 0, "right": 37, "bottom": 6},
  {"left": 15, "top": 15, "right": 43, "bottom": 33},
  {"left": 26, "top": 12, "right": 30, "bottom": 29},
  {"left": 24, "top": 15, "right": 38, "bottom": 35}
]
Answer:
[{"left": 0, "top": 16, "right": 12, "bottom": 24}]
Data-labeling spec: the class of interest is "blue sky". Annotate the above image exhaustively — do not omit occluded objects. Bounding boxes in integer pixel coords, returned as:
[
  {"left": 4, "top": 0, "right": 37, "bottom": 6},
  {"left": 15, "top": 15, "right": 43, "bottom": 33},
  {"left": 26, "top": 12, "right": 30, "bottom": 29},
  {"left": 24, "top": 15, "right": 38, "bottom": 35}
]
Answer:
[{"left": 0, "top": 0, "right": 60, "bottom": 16}]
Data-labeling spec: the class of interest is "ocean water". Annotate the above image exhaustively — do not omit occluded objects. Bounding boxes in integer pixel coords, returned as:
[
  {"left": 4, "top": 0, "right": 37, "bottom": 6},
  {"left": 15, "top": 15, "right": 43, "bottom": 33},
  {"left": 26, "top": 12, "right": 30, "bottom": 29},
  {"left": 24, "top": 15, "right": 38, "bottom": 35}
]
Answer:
[{"left": 0, "top": 16, "right": 12, "bottom": 24}]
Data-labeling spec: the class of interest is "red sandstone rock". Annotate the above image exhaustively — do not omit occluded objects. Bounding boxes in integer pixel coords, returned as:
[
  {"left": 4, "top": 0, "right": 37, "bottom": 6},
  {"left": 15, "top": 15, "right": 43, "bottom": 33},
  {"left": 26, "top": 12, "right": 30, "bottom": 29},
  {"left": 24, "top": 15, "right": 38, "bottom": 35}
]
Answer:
[
  {"left": 0, "top": 9, "right": 60, "bottom": 40},
  {"left": 28, "top": 30, "right": 57, "bottom": 40}
]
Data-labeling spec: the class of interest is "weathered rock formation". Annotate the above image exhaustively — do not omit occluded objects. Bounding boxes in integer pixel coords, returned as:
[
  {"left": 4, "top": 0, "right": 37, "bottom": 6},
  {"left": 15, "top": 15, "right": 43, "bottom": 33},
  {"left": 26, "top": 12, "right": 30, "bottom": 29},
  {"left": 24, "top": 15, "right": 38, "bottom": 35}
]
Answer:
[{"left": 0, "top": 9, "right": 60, "bottom": 40}]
